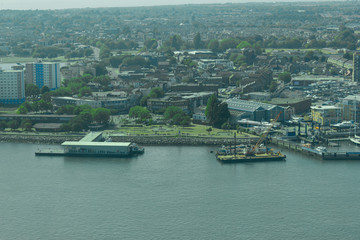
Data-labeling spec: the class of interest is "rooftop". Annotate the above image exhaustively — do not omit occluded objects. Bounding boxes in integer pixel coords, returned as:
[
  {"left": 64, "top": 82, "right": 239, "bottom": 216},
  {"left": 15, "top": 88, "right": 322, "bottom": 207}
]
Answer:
[{"left": 62, "top": 141, "right": 132, "bottom": 147}]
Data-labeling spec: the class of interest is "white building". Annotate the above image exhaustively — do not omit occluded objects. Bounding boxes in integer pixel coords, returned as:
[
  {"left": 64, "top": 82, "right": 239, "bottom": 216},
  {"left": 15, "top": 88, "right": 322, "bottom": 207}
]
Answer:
[
  {"left": 0, "top": 69, "right": 25, "bottom": 105},
  {"left": 197, "top": 59, "right": 234, "bottom": 70},
  {"left": 25, "top": 62, "right": 61, "bottom": 90}
]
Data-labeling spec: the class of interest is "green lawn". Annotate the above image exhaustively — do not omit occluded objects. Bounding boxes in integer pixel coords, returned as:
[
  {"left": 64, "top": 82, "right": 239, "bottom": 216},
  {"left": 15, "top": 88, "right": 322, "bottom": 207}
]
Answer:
[{"left": 113, "top": 124, "right": 255, "bottom": 139}]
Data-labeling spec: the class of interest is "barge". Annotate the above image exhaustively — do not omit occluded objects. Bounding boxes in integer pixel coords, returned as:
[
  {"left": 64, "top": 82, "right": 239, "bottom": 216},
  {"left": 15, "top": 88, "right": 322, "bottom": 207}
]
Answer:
[{"left": 216, "top": 150, "right": 286, "bottom": 163}]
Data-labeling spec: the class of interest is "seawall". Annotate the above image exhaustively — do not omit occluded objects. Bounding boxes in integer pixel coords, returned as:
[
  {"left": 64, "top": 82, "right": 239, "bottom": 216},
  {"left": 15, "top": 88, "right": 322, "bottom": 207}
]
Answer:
[{"left": 0, "top": 132, "right": 258, "bottom": 146}]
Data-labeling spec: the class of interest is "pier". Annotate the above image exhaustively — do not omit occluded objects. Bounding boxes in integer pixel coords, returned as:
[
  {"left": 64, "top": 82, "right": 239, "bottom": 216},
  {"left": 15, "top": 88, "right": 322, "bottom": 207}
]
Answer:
[{"left": 270, "top": 137, "right": 360, "bottom": 160}]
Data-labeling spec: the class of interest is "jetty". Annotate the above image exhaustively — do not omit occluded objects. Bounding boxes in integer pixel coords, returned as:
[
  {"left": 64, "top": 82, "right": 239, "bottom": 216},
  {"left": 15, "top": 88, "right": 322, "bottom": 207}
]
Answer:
[
  {"left": 270, "top": 137, "right": 360, "bottom": 160},
  {"left": 35, "top": 132, "right": 144, "bottom": 157}
]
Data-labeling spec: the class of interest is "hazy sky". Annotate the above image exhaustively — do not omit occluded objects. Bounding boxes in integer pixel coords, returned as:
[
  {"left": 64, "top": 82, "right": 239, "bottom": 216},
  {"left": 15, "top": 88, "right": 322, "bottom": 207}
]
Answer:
[{"left": 0, "top": 0, "right": 334, "bottom": 10}]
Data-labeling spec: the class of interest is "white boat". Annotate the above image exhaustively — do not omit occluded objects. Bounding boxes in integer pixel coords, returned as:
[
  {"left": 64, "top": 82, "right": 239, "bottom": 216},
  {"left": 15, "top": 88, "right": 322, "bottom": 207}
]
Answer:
[{"left": 350, "top": 136, "right": 360, "bottom": 145}]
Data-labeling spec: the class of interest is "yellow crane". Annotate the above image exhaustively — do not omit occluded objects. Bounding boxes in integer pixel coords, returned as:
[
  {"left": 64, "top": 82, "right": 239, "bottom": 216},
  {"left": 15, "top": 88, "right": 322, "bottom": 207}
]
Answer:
[{"left": 246, "top": 111, "right": 282, "bottom": 156}]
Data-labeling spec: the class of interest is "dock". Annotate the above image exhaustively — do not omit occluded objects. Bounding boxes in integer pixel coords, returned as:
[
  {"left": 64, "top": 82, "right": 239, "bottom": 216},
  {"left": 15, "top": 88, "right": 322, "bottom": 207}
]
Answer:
[
  {"left": 35, "top": 131, "right": 144, "bottom": 157},
  {"left": 35, "top": 149, "right": 65, "bottom": 156},
  {"left": 270, "top": 137, "right": 360, "bottom": 160}
]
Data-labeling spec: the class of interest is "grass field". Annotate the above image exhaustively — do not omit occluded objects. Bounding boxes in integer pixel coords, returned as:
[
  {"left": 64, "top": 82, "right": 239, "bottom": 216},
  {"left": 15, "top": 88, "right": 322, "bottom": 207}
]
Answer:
[{"left": 112, "top": 124, "right": 255, "bottom": 139}]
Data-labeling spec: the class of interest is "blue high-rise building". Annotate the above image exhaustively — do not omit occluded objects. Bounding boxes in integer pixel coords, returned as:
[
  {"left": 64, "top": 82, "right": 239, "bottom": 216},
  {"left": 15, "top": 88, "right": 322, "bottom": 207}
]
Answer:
[{"left": 25, "top": 61, "right": 61, "bottom": 90}]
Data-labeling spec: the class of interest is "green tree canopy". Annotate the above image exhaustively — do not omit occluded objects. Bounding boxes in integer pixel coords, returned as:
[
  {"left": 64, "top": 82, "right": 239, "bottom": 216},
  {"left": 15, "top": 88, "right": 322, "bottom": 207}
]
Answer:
[
  {"left": 93, "top": 108, "right": 111, "bottom": 125},
  {"left": 129, "top": 106, "right": 151, "bottom": 123},
  {"left": 25, "top": 84, "right": 40, "bottom": 98},
  {"left": 205, "top": 95, "right": 230, "bottom": 128},
  {"left": 278, "top": 72, "right": 292, "bottom": 83},
  {"left": 193, "top": 33, "right": 202, "bottom": 49}
]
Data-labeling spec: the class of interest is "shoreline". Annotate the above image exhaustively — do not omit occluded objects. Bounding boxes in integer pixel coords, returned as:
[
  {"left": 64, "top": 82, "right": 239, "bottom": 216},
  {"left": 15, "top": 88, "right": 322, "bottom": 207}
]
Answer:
[{"left": 0, "top": 132, "right": 259, "bottom": 146}]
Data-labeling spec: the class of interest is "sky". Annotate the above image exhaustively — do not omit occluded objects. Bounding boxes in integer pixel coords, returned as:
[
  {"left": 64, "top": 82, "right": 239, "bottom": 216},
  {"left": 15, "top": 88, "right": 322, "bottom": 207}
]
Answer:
[{"left": 0, "top": 0, "right": 337, "bottom": 10}]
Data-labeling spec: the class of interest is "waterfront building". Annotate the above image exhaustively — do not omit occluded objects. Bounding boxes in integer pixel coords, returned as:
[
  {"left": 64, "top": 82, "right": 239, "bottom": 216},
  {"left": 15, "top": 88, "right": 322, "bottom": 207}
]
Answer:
[
  {"left": 52, "top": 96, "right": 130, "bottom": 112},
  {"left": 25, "top": 61, "right": 61, "bottom": 90},
  {"left": 339, "top": 95, "right": 360, "bottom": 123},
  {"left": 311, "top": 105, "right": 342, "bottom": 126},
  {"left": 147, "top": 92, "right": 213, "bottom": 114},
  {"left": 353, "top": 52, "right": 360, "bottom": 83},
  {"left": 225, "top": 98, "right": 290, "bottom": 122},
  {"left": 0, "top": 69, "right": 25, "bottom": 105}
]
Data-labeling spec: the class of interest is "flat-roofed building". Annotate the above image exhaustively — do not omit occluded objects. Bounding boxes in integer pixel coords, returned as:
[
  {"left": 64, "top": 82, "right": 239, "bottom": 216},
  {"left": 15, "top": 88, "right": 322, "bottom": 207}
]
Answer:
[
  {"left": 311, "top": 105, "right": 342, "bottom": 126},
  {"left": 0, "top": 69, "right": 25, "bottom": 105},
  {"left": 226, "top": 98, "right": 291, "bottom": 122},
  {"left": 61, "top": 141, "right": 132, "bottom": 156},
  {"left": 353, "top": 52, "right": 360, "bottom": 83},
  {"left": 25, "top": 61, "right": 61, "bottom": 90}
]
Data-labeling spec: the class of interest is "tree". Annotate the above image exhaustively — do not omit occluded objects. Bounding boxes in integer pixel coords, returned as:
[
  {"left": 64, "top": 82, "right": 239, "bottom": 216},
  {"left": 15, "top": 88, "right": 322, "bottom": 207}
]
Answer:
[
  {"left": 237, "top": 41, "right": 252, "bottom": 49},
  {"left": 343, "top": 52, "right": 353, "bottom": 60},
  {"left": 269, "top": 80, "right": 279, "bottom": 93},
  {"left": 205, "top": 94, "right": 219, "bottom": 126},
  {"left": 8, "top": 120, "right": 19, "bottom": 130},
  {"left": 164, "top": 106, "right": 190, "bottom": 126},
  {"left": 93, "top": 108, "right": 111, "bottom": 125},
  {"left": 214, "top": 102, "right": 230, "bottom": 128},
  {"left": 208, "top": 39, "right": 219, "bottom": 53},
  {"left": 144, "top": 39, "right": 158, "bottom": 50},
  {"left": 94, "top": 63, "right": 108, "bottom": 76},
  {"left": 25, "top": 84, "right": 40, "bottom": 98},
  {"left": 220, "top": 38, "right": 239, "bottom": 52},
  {"left": 149, "top": 88, "right": 165, "bottom": 98},
  {"left": 278, "top": 72, "right": 292, "bottom": 83},
  {"left": 168, "top": 35, "right": 183, "bottom": 50},
  {"left": 40, "top": 86, "right": 50, "bottom": 95},
  {"left": 79, "top": 86, "right": 92, "bottom": 97},
  {"left": 129, "top": 106, "right": 151, "bottom": 122},
  {"left": 193, "top": 33, "right": 202, "bottom": 49},
  {"left": 164, "top": 106, "right": 183, "bottom": 120},
  {"left": 20, "top": 119, "right": 33, "bottom": 131},
  {"left": 205, "top": 95, "right": 230, "bottom": 128},
  {"left": 0, "top": 121, "right": 8, "bottom": 130}
]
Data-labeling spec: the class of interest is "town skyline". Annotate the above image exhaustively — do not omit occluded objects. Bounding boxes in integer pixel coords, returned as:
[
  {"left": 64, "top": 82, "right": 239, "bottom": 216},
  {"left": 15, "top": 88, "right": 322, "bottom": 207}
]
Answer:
[{"left": 0, "top": 0, "right": 345, "bottom": 10}]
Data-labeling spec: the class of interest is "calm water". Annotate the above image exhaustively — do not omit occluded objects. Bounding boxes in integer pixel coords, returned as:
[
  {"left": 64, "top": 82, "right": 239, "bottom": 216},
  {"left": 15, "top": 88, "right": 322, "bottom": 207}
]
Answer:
[{"left": 1, "top": 142, "right": 360, "bottom": 239}]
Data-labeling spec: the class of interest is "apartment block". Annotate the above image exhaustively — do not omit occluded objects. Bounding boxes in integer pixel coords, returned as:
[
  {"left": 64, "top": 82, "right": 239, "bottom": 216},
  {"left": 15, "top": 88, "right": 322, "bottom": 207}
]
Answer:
[
  {"left": 0, "top": 69, "right": 25, "bottom": 105},
  {"left": 25, "top": 62, "right": 61, "bottom": 90}
]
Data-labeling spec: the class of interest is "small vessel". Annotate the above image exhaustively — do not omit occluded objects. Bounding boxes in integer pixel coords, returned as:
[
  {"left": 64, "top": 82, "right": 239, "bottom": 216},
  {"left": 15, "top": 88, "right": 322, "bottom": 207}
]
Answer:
[{"left": 350, "top": 135, "right": 360, "bottom": 145}]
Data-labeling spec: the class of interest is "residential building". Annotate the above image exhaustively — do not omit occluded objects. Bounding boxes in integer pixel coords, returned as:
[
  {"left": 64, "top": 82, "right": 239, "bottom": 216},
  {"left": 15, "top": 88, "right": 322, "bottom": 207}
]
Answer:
[
  {"left": 25, "top": 62, "right": 61, "bottom": 90},
  {"left": 311, "top": 105, "right": 342, "bottom": 126},
  {"left": 197, "top": 59, "right": 234, "bottom": 70},
  {"left": 339, "top": 95, "right": 360, "bottom": 123},
  {"left": 0, "top": 69, "right": 25, "bottom": 105},
  {"left": 353, "top": 52, "right": 360, "bottom": 83}
]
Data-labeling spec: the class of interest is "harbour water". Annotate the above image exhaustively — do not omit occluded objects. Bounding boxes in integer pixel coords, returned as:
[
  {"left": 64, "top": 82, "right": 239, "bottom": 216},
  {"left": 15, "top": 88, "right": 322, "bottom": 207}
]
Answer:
[{"left": 1, "top": 142, "right": 360, "bottom": 239}]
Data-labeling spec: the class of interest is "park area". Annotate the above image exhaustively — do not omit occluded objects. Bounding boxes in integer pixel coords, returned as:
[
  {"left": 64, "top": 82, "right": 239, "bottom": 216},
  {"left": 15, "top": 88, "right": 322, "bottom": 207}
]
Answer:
[{"left": 110, "top": 122, "right": 255, "bottom": 139}]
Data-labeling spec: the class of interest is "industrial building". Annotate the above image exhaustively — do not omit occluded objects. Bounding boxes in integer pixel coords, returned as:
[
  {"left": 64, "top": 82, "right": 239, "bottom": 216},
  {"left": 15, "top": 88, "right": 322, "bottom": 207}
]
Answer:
[{"left": 225, "top": 98, "right": 291, "bottom": 122}]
